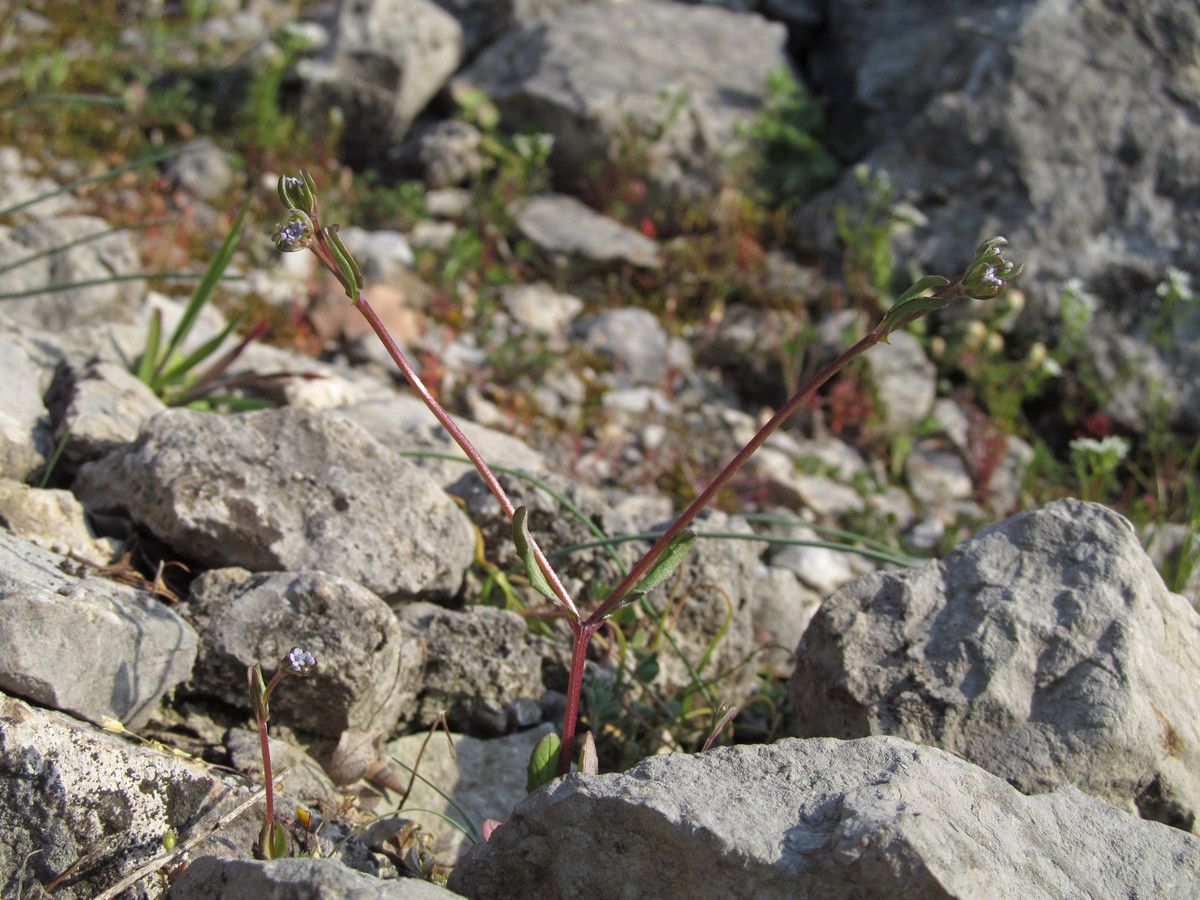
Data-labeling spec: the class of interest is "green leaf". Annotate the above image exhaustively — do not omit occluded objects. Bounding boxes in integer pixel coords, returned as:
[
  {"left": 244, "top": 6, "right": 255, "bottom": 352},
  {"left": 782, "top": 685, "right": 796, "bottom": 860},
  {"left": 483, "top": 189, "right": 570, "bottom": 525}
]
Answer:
[
  {"left": 152, "top": 310, "right": 247, "bottom": 394},
  {"left": 526, "top": 732, "right": 561, "bottom": 793},
  {"left": 136, "top": 307, "right": 162, "bottom": 385},
  {"left": 894, "top": 274, "right": 950, "bottom": 306},
  {"left": 634, "top": 651, "right": 660, "bottom": 684},
  {"left": 879, "top": 276, "right": 952, "bottom": 341},
  {"left": 512, "top": 506, "right": 558, "bottom": 603},
  {"left": 156, "top": 202, "right": 247, "bottom": 380},
  {"left": 325, "top": 225, "right": 363, "bottom": 301},
  {"left": 616, "top": 531, "right": 697, "bottom": 607},
  {"left": 259, "top": 820, "right": 287, "bottom": 859},
  {"left": 247, "top": 664, "right": 268, "bottom": 721}
]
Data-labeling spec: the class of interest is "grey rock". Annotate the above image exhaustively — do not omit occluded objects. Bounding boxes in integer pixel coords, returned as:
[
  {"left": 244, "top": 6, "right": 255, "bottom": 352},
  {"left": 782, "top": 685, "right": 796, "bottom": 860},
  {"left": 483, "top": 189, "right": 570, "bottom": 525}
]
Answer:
[
  {"left": 1085, "top": 306, "right": 1200, "bottom": 432},
  {"left": 168, "top": 856, "right": 460, "bottom": 899},
  {"left": 984, "top": 433, "right": 1034, "bottom": 518},
  {"left": 903, "top": 439, "right": 975, "bottom": 509},
  {"left": 789, "top": 499, "right": 1200, "bottom": 832},
  {"left": 803, "top": 0, "right": 1200, "bottom": 338},
  {"left": 298, "top": 0, "right": 463, "bottom": 164},
  {"left": 409, "top": 118, "right": 483, "bottom": 188},
  {"left": 0, "top": 146, "right": 79, "bottom": 224},
  {"left": 747, "top": 563, "right": 822, "bottom": 676},
  {"left": 162, "top": 138, "right": 235, "bottom": 201},
  {"left": 903, "top": 515, "right": 945, "bottom": 554},
  {"left": 424, "top": 187, "right": 471, "bottom": 218},
  {"left": 862, "top": 328, "right": 935, "bottom": 433},
  {"left": 398, "top": 603, "right": 544, "bottom": 735},
  {"left": 0, "top": 215, "right": 144, "bottom": 331},
  {"left": 74, "top": 407, "right": 474, "bottom": 601},
  {"left": 44, "top": 354, "right": 166, "bottom": 468},
  {"left": 332, "top": 394, "right": 635, "bottom": 609},
  {"left": 382, "top": 724, "right": 557, "bottom": 861},
  {"left": 572, "top": 307, "right": 668, "bottom": 387},
  {"left": 333, "top": 393, "right": 549, "bottom": 489},
  {"left": 748, "top": 447, "right": 867, "bottom": 518},
  {"left": 0, "top": 691, "right": 263, "bottom": 900},
  {"left": 0, "top": 479, "right": 118, "bottom": 562},
  {"left": 462, "top": 0, "right": 788, "bottom": 202},
  {"left": 0, "top": 324, "right": 57, "bottom": 481},
  {"left": 408, "top": 219, "right": 456, "bottom": 251},
  {"left": 430, "top": 0, "right": 592, "bottom": 55},
  {"left": 600, "top": 385, "right": 674, "bottom": 416},
  {"left": 448, "top": 735, "right": 1200, "bottom": 899},
  {"left": 500, "top": 282, "right": 583, "bottom": 339},
  {"left": 769, "top": 524, "right": 873, "bottom": 597},
  {"left": 511, "top": 193, "right": 662, "bottom": 274},
  {"left": 188, "top": 568, "right": 416, "bottom": 739},
  {"left": 337, "top": 225, "right": 416, "bottom": 286},
  {"left": 0, "top": 529, "right": 196, "bottom": 730}
]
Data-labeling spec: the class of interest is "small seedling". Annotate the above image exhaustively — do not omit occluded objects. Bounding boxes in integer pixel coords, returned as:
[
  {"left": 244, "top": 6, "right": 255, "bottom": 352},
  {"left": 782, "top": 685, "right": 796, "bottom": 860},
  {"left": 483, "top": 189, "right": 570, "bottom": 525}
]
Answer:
[
  {"left": 248, "top": 646, "right": 317, "bottom": 858},
  {"left": 272, "top": 169, "right": 1021, "bottom": 777}
]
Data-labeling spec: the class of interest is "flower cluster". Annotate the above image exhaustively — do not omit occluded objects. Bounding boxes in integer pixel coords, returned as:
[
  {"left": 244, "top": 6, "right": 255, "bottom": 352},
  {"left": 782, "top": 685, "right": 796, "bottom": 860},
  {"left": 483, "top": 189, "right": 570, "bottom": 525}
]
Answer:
[
  {"left": 272, "top": 168, "right": 363, "bottom": 301},
  {"left": 287, "top": 646, "right": 317, "bottom": 675}
]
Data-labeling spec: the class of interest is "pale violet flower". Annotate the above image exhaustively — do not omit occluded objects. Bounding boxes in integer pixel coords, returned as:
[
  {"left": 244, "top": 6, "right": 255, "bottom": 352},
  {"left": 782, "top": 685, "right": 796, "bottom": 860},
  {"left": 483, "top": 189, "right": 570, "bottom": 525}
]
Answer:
[{"left": 287, "top": 647, "right": 317, "bottom": 674}]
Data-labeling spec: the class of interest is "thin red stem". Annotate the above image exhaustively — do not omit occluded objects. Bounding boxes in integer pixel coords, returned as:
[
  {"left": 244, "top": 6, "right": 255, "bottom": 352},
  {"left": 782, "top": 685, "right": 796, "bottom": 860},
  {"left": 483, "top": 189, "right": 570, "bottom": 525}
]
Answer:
[
  {"left": 557, "top": 620, "right": 598, "bottom": 775},
  {"left": 351, "top": 291, "right": 581, "bottom": 621},
  {"left": 585, "top": 325, "right": 886, "bottom": 627},
  {"left": 258, "top": 715, "right": 274, "bottom": 832},
  {"left": 301, "top": 187, "right": 969, "bottom": 778}
]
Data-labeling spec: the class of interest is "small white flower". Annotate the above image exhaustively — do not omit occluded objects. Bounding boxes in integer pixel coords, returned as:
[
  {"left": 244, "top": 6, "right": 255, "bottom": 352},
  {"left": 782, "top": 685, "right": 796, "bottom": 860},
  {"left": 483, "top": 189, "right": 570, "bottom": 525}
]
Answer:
[{"left": 1069, "top": 435, "right": 1130, "bottom": 460}]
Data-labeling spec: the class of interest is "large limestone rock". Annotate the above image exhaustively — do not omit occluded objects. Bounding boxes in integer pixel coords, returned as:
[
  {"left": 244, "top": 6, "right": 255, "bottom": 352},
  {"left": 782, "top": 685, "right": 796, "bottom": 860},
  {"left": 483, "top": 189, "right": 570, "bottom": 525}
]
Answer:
[
  {"left": 800, "top": 0, "right": 1200, "bottom": 428},
  {"left": 789, "top": 499, "right": 1200, "bottom": 831},
  {"left": 0, "top": 529, "right": 197, "bottom": 730},
  {"left": 187, "top": 568, "right": 419, "bottom": 739},
  {"left": 298, "top": 0, "right": 464, "bottom": 166},
  {"left": 460, "top": 0, "right": 788, "bottom": 202},
  {"left": 74, "top": 407, "right": 475, "bottom": 602},
  {"left": 449, "top": 735, "right": 1200, "bottom": 898}
]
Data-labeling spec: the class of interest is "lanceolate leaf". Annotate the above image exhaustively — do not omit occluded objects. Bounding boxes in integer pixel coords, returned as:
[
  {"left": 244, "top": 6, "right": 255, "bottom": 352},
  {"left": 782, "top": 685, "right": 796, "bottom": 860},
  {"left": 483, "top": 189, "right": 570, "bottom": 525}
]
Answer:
[
  {"left": 526, "top": 732, "right": 561, "bottom": 793},
  {"left": 879, "top": 275, "right": 951, "bottom": 341},
  {"left": 512, "top": 506, "right": 558, "bottom": 602},
  {"left": 616, "top": 530, "right": 697, "bottom": 607}
]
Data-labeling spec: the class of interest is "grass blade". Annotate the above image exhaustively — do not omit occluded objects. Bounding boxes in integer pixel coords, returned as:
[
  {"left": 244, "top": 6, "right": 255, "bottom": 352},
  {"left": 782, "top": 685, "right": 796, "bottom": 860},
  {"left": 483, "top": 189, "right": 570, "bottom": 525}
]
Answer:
[{"left": 155, "top": 201, "right": 246, "bottom": 380}]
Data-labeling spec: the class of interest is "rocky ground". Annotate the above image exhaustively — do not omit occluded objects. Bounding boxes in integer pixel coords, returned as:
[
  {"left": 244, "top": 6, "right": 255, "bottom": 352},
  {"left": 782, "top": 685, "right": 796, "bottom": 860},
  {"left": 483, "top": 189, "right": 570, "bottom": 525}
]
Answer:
[{"left": 1, "top": 0, "right": 1199, "bottom": 898}]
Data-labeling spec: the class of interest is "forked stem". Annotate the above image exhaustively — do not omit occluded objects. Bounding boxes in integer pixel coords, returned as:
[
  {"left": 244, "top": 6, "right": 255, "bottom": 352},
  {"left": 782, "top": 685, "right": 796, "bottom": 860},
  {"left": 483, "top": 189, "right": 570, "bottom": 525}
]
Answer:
[{"left": 273, "top": 170, "right": 1019, "bottom": 781}]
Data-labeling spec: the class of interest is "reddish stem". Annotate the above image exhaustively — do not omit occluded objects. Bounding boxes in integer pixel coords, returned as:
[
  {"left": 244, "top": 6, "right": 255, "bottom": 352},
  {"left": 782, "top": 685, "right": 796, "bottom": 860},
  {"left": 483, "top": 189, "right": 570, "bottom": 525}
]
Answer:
[
  {"left": 308, "top": 194, "right": 965, "bottom": 778},
  {"left": 258, "top": 714, "right": 275, "bottom": 836},
  {"left": 586, "top": 325, "right": 886, "bottom": 627},
  {"left": 352, "top": 295, "right": 580, "bottom": 621},
  {"left": 557, "top": 620, "right": 599, "bottom": 774}
]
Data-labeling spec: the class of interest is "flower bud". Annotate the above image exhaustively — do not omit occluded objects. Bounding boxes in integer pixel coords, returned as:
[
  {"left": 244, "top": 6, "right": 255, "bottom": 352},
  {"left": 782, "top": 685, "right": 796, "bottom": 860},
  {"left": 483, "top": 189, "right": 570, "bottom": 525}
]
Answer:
[
  {"left": 272, "top": 210, "right": 315, "bottom": 252},
  {"left": 277, "top": 170, "right": 318, "bottom": 215},
  {"left": 961, "top": 236, "right": 1022, "bottom": 300}
]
